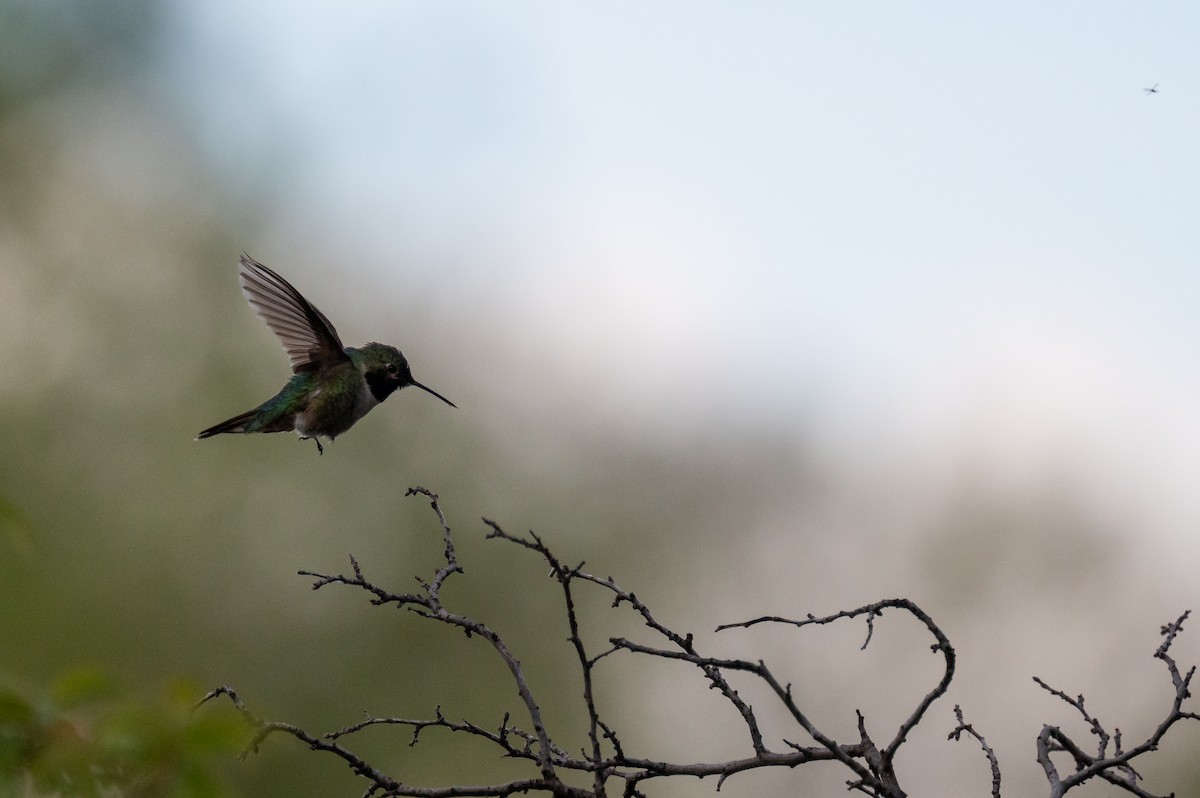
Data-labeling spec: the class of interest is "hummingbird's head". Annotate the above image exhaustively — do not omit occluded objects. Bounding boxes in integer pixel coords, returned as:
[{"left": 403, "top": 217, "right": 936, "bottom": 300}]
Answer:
[{"left": 357, "top": 342, "right": 457, "bottom": 408}]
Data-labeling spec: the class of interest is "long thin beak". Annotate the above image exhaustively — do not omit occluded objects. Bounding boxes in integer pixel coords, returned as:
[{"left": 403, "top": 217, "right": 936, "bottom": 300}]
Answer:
[{"left": 411, "top": 380, "right": 457, "bottom": 408}]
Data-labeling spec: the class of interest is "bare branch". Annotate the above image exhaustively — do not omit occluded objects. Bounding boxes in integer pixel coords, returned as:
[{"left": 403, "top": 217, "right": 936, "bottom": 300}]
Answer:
[
  {"left": 563, "top": 564, "right": 770, "bottom": 759},
  {"left": 301, "top": 506, "right": 560, "bottom": 786},
  {"left": 195, "top": 685, "right": 403, "bottom": 791},
  {"left": 715, "top": 597, "right": 956, "bottom": 793},
  {"left": 193, "top": 488, "right": 1198, "bottom": 798},
  {"left": 1034, "top": 611, "right": 1197, "bottom": 797},
  {"left": 949, "top": 704, "right": 1001, "bottom": 798}
]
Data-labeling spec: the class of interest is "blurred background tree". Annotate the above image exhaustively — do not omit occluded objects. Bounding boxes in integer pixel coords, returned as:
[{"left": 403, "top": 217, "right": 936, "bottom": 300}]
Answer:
[{"left": 2, "top": 1, "right": 1199, "bottom": 795}]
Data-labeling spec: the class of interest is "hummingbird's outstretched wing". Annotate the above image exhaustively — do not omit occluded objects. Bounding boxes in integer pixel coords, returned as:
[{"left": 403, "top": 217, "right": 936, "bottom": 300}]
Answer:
[{"left": 238, "top": 255, "right": 350, "bottom": 374}]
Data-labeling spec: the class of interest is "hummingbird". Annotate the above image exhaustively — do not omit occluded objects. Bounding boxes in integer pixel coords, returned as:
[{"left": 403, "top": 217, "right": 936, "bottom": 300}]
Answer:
[
  {"left": 1144, "top": 83, "right": 1159, "bottom": 95},
  {"left": 198, "top": 255, "right": 455, "bottom": 455}
]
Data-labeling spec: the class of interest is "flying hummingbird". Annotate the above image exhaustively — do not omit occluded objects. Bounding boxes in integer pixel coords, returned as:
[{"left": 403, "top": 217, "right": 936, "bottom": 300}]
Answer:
[{"left": 198, "top": 255, "right": 455, "bottom": 454}]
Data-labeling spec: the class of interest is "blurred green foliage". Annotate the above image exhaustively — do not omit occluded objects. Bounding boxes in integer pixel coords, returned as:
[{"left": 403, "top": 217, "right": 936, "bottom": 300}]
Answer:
[
  {"left": 0, "top": 498, "right": 30, "bottom": 553},
  {"left": 0, "top": 670, "right": 244, "bottom": 797}
]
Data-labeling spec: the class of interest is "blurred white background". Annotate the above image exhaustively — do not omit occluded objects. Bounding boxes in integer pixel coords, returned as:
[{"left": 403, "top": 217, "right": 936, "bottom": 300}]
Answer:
[{"left": 173, "top": 2, "right": 1200, "bottom": 539}]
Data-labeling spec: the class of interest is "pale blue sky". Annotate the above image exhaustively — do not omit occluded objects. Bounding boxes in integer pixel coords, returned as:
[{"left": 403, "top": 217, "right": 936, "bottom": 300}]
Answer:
[{"left": 168, "top": 2, "right": 1200, "bottom": 550}]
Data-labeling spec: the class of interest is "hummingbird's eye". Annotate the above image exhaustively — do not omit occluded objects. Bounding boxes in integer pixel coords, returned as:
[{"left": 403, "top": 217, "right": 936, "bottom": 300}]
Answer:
[{"left": 385, "top": 362, "right": 399, "bottom": 375}]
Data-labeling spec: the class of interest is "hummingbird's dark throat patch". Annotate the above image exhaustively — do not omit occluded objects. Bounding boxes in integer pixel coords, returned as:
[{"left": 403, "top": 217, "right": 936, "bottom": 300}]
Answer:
[{"left": 365, "top": 369, "right": 400, "bottom": 402}]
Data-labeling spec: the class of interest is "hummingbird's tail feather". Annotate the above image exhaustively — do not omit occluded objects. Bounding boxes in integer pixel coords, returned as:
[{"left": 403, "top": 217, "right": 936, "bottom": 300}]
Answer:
[{"left": 197, "top": 410, "right": 259, "bottom": 439}]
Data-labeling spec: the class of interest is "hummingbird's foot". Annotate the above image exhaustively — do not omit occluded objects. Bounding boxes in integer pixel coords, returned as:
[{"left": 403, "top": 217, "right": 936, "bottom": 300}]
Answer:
[{"left": 316, "top": 439, "right": 324, "bottom": 456}]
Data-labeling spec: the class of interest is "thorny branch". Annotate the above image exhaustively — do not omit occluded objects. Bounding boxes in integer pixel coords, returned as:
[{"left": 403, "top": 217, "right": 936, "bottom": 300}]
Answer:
[
  {"left": 949, "top": 704, "right": 1001, "bottom": 798},
  {"left": 1033, "top": 610, "right": 1199, "bottom": 798},
  {"left": 197, "top": 488, "right": 1197, "bottom": 798}
]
